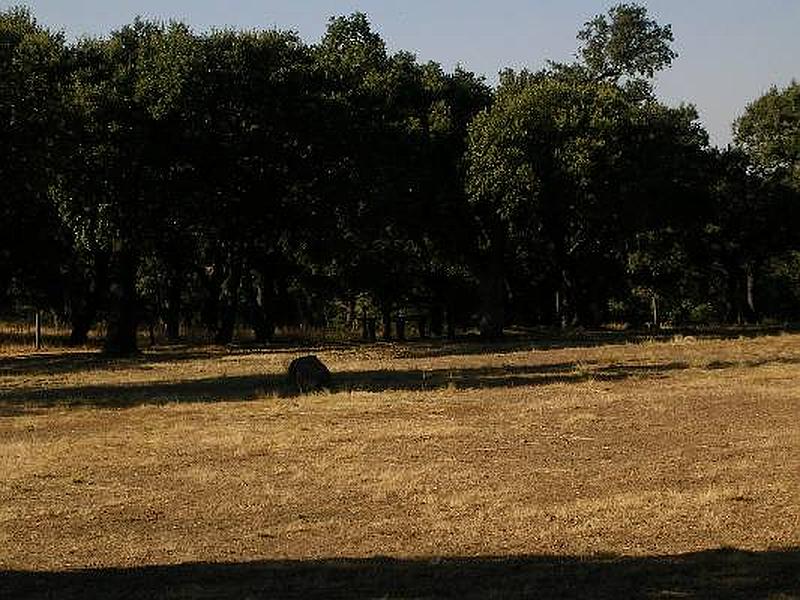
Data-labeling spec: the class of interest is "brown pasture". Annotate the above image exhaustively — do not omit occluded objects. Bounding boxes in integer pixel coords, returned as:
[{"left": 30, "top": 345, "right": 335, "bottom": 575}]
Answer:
[{"left": 1, "top": 332, "right": 799, "bottom": 598}]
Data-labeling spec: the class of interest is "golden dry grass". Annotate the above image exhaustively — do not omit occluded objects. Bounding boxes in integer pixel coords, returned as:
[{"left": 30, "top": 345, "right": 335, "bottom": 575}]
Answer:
[{"left": 1, "top": 332, "right": 799, "bottom": 597}]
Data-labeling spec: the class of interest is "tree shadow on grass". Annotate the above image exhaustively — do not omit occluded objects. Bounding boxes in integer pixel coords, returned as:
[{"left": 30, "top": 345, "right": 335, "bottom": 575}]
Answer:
[
  {"left": 0, "top": 348, "right": 219, "bottom": 378},
  {"left": 0, "top": 373, "right": 279, "bottom": 415},
  {"left": 394, "top": 332, "right": 636, "bottom": 359},
  {"left": 399, "top": 326, "right": 799, "bottom": 360},
  {"left": 2, "top": 326, "right": 797, "bottom": 379},
  {"left": 3, "top": 353, "right": 800, "bottom": 415},
  {"left": 0, "top": 358, "right": 730, "bottom": 416},
  {"left": 332, "top": 361, "right": 682, "bottom": 394},
  {"left": 1, "top": 548, "right": 798, "bottom": 599},
  {"left": 0, "top": 339, "right": 362, "bottom": 379}
]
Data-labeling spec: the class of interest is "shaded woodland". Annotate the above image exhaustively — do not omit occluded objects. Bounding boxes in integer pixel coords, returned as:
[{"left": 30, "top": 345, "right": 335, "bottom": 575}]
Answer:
[{"left": 2, "top": 4, "right": 799, "bottom": 354}]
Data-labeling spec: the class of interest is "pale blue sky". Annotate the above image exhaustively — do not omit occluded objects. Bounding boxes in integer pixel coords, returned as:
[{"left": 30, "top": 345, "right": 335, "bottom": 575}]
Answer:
[{"left": 5, "top": 1, "right": 799, "bottom": 146}]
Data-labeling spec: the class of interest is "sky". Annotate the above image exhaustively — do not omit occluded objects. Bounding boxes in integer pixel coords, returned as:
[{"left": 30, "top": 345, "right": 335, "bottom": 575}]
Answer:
[{"left": 5, "top": 1, "right": 799, "bottom": 147}]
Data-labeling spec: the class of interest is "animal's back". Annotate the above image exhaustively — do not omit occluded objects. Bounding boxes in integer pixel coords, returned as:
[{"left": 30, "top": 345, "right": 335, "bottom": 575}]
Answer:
[{"left": 287, "top": 355, "right": 331, "bottom": 392}]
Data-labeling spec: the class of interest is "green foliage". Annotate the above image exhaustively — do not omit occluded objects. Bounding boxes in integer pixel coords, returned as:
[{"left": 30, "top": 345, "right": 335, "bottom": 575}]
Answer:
[
  {"left": 762, "top": 251, "right": 800, "bottom": 318},
  {"left": 0, "top": 7, "right": 69, "bottom": 306},
  {"left": 467, "top": 53, "right": 707, "bottom": 326},
  {"left": 734, "top": 81, "right": 800, "bottom": 188},
  {"left": 319, "top": 12, "right": 386, "bottom": 78},
  {"left": 577, "top": 3, "right": 677, "bottom": 82},
  {"left": 2, "top": 3, "right": 799, "bottom": 345}
]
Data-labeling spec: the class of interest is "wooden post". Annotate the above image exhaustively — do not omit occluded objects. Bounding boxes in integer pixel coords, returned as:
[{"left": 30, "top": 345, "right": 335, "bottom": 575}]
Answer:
[{"left": 35, "top": 310, "right": 42, "bottom": 350}]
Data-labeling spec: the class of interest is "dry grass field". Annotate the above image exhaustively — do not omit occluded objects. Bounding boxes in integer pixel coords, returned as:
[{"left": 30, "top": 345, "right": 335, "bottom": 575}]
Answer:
[{"left": 1, "top": 331, "right": 799, "bottom": 598}]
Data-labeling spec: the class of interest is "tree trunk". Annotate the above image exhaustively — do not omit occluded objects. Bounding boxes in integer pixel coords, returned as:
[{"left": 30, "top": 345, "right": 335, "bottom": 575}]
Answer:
[
  {"left": 743, "top": 263, "right": 758, "bottom": 324},
  {"left": 67, "top": 250, "right": 109, "bottom": 345},
  {"left": 200, "top": 260, "right": 224, "bottom": 337},
  {"left": 446, "top": 301, "right": 457, "bottom": 340},
  {"left": 250, "top": 267, "right": 276, "bottom": 343},
  {"left": 381, "top": 306, "right": 392, "bottom": 341},
  {"left": 416, "top": 315, "right": 428, "bottom": 339},
  {"left": 69, "top": 281, "right": 100, "bottom": 345},
  {"left": 347, "top": 297, "right": 357, "bottom": 331},
  {"left": 69, "top": 312, "right": 94, "bottom": 346},
  {"left": 361, "top": 308, "right": 370, "bottom": 341},
  {"left": 103, "top": 239, "right": 139, "bottom": 356},
  {"left": 430, "top": 305, "right": 444, "bottom": 337},
  {"left": 559, "top": 267, "right": 579, "bottom": 328},
  {"left": 0, "top": 273, "right": 10, "bottom": 311},
  {"left": 478, "top": 232, "right": 506, "bottom": 339},
  {"left": 396, "top": 316, "right": 406, "bottom": 341},
  {"left": 651, "top": 294, "right": 659, "bottom": 329},
  {"left": 164, "top": 270, "right": 182, "bottom": 341},
  {"left": 478, "top": 272, "right": 505, "bottom": 337},
  {"left": 724, "top": 265, "right": 741, "bottom": 324},
  {"left": 554, "top": 290, "right": 562, "bottom": 328},
  {"left": 725, "top": 262, "right": 758, "bottom": 325},
  {"left": 214, "top": 249, "right": 243, "bottom": 345}
]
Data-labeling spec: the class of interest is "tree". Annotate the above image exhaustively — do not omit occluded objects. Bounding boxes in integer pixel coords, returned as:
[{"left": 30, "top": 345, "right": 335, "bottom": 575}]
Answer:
[
  {"left": 466, "top": 71, "right": 627, "bottom": 331},
  {"left": 312, "top": 13, "right": 405, "bottom": 336},
  {"left": 466, "top": 3, "right": 701, "bottom": 333},
  {"left": 734, "top": 81, "right": 800, "bottom": 189},
  {"left": 187, "top": 27, "right": 315, "bottom": 343},
  {"left": 729, "top": 82, "right": 800, "bottom": 322},
  {"left": 0, "top": 8, "right": 70, "bottom": 311},
  {"left": 11, "top": 4, "right": 796, "bottom": 341},
  {"left": 312, "top": 14, "right": 476, "bottom": 338},
  {"left": 56, "top": 20, "right": 200, "bottom": 354},
  {"left": 415, "top": 66, "right": 492, "bottom": 336},
  {"left": 576, "top": 2, "right": 677, "bottom": 82},
  {"left": 703, "top": 148, "right": 799, "bottom": 323}
]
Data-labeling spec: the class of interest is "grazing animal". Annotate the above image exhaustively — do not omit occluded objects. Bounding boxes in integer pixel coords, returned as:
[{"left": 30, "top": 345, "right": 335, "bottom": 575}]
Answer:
[{"left": 287, "top": 355, "right": 332, "bottom": 393}]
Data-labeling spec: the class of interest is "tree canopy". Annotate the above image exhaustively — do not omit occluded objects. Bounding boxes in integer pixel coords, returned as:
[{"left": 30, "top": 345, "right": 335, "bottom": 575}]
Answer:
[
  {"left": 735, "top": 81, "right": 800, "bottom": 188},
  {"left": 2, "top": 4, "right": 799, "bottom": 353}
]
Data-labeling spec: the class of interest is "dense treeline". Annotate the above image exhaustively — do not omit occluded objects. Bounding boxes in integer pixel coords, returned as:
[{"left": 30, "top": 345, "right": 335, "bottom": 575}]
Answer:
[{"left": 1, "top": 4, "right": 799, "bottom": 354}]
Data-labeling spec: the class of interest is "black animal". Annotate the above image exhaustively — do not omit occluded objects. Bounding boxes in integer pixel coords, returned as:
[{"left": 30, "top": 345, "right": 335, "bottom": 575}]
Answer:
[{"left": 287, "top": 355, "right": 332, "bottom": 393}]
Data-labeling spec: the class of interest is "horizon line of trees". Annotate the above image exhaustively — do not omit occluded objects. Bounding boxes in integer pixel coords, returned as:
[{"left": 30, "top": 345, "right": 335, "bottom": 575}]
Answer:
[{"left": 2, "top": 4, "right": 799, "bottom": 354}]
